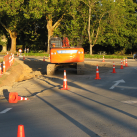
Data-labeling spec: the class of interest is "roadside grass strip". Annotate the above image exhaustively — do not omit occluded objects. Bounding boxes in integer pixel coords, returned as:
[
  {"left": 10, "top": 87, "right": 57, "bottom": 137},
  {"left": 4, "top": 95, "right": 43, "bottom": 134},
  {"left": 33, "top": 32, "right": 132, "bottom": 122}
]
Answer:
[{"left": 0, "top": 108, "right": 12, "bottom": 114}]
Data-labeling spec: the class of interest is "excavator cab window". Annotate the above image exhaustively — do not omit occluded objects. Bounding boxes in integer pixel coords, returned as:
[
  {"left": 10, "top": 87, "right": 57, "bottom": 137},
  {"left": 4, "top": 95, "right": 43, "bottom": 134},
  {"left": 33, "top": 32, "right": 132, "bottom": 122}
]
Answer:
[
  {"left": 49, "top": 36, "right": 71, "bottom": 49},
  {"left": 49, "top": 37, "right": 62, "bottom": 48}
]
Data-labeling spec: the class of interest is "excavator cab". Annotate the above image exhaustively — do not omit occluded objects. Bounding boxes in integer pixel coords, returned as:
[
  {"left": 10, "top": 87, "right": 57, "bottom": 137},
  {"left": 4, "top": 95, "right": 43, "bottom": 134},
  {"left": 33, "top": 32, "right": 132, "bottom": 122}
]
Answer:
[
  {"left": 49, "top": 37, "right": 62, "bottom": 48},
  {"left": 49, "top": 37, "right": 70, "bottom": 48}
]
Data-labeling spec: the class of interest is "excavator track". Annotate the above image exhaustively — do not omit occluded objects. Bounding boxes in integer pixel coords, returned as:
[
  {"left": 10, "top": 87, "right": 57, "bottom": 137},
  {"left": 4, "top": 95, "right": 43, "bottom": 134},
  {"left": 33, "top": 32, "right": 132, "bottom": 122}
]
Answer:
[
  {"left": 47, "top": 62, "right": 85, "bottom": 75},
  {"left": 47, "top": 64, "right": 56, "bottom": 75}
]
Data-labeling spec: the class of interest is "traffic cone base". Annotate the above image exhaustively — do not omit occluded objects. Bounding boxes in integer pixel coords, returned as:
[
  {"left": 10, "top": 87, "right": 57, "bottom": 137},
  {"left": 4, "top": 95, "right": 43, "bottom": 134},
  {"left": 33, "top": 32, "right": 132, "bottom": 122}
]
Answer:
[
  {"left": 95, "top": 77, "right": 101, "bottom": 80},
  {"left": 17, "top": 125, "right": 25, "bottom": 137},
  {"left": 9, "top": 92, "right": 18, "bottom": 103},
  {"left": 61, "top": 87, "right": 70, "bottom": 90},
  {"left": 112, "top": 71, "right": 116, "bottom": 73}
]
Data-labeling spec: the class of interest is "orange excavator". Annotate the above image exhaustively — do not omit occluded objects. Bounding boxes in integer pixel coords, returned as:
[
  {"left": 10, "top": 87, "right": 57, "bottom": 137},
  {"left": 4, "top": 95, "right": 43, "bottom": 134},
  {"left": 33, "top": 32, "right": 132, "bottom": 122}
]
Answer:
[{"left": 47, "top": 36, "right": 85, "bottom": 75}]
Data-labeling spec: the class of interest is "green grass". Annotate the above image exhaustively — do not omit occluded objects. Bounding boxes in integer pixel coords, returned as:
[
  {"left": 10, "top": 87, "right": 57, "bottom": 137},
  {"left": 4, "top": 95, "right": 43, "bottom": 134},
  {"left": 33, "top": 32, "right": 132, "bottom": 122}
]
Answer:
[
  {"left": 0, "top": 51, "right": 133, "bottom": 59},
  {"left": 84, "top": 54, "right": 131, "bottom": 59},
  {"left": 20, "top": 52, "right": 132, "bottom": 59},
  {"left": 22, "top": 53, "right": 132, "bottom": 59},
  {"left": 23, "top": 52, "right": 49, "bottom": 57}
]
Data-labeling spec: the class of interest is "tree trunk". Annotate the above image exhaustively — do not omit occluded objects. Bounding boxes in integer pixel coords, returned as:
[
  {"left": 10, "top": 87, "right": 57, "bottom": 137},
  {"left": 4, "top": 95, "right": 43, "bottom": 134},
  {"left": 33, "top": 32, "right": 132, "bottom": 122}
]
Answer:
[
  {"left": 47, "top": 19, "right": 53, "bottom": 54},
  {"left": 9, "top": 31, "right": 17, "bottom": 53},
  {"left": 1, "top": 35, "right": 7, "bottom": 52},
  {"left": 10, "top": 37, "right": 17, "bottom": 52},
  {"left": 2, "top": 45, "right": 7, "bottom": 52},
  {"left": 88, "top": 3, "right": 92, "bottom": 55},
  {"left": 90, "top": 44, "right": 93, "bottom": 55}
]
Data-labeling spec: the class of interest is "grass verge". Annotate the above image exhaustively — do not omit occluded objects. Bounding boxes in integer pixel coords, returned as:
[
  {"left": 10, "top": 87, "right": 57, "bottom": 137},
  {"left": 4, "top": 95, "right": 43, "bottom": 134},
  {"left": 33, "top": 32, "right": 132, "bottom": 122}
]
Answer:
[{"left": 84, "top": 54, "right": 132, "bottom": 59}]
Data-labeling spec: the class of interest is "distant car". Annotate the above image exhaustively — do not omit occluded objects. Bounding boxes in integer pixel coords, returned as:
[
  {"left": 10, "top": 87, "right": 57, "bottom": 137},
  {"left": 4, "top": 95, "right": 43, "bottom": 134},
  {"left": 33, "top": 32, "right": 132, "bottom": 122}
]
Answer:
[{"left": 133, "top": 53, "right": 137, "bottom": 59}]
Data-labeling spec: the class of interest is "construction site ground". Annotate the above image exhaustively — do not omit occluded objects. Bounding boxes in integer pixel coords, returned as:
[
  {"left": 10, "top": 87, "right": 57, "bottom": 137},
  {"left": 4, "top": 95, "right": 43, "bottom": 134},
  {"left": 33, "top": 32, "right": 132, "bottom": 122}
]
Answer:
[{"left": 0, "top": 56, "right": 128, "bottom": 100}]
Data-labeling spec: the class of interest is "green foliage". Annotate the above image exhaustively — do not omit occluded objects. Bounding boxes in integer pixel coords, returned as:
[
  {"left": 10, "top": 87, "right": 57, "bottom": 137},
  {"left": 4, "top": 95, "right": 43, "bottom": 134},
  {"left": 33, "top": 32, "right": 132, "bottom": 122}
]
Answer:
[
  {"left": 0, "top": 34, "right": 7, "bottom": 46},
  {"left": 0, "top": 0, "right": 137, "bottom": 54},
  {"left": 98, "top": 0, "right": 137, "bottom": 54}
]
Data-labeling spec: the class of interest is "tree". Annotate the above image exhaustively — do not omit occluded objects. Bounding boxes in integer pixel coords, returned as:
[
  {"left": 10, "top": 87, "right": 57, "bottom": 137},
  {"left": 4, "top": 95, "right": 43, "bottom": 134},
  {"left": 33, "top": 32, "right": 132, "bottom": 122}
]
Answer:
[
  {"left": 25, "top": 0, "right": 80, "bottom": 53},
  {"left": 73, "top": 0, "right": 113, "bottom": 55},
  {"left": 0, "top": 0, "right": 24, "bottom": 52},
  {"left": 123, "top": 0, "right": 137, "bottom": 54},
  {"left": 19, "top": 17, "right": 47, "bottom": 51},
  {"left": 98, "top": 0, "right": 137, "bottom": 54}
]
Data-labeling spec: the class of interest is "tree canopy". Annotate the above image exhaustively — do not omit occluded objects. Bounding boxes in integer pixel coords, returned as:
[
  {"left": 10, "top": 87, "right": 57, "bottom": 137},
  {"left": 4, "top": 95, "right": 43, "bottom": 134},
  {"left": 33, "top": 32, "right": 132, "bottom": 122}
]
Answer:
[{"left": 0, "top": 0, "right": 136, "bottom": 54}]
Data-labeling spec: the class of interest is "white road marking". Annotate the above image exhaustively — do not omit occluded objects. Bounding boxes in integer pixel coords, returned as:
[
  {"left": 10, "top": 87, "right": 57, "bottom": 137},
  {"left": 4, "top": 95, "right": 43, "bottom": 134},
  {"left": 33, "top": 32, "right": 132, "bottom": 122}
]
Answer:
[
  {"left": 0, "top": 108, "right": 12, "bottom": 114},
  {"left": 122, "top": 101, "right": 137, "bottom": 104},
  {"left": 117, "top": 86, "right": 137, "bottom": 89},
  {"left": 110, "top": 79, "right": 125, "bottom": 89}
]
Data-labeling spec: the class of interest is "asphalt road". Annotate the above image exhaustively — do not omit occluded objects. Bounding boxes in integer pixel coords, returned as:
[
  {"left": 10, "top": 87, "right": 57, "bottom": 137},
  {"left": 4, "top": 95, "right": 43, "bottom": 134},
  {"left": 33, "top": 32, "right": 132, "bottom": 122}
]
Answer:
[{"left": 1, "top": 59, "right": 137, "bottom": 137}]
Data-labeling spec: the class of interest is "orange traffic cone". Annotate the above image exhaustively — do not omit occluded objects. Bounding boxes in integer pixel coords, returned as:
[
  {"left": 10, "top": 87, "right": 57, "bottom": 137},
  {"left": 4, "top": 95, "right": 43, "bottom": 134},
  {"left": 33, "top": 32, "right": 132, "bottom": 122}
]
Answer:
[
  {"left": 43, "top": 56, "right": 45, "bottom": 61},
  {"left": 120, "top": 59, "right": 124, "bottom": 69},
  {"left": 3, "top": 61, "right": 5, "bottom": 73},
  {"left": 125, "top": 58, "right": 128, "bottom": 67},
  {"left": 23, "top": 55, "right": 25, "bottom": 60},
  {"left": 123, "top": 58, "right": 125, "bottom": 65},
  {"left": 112, "top": 62, "right": 116, "bottom": 73},
  {"left": 13, "top": 54, "right": 14, "bottom": 64},
  {"left": 9, "top": 92, "right": 28, "bottom": 103},
  {"left": 9, "top": 56, "right": 11, "bottom": 66},
  {"left": 102, "top": 56, "right": 105, "bottom": 62},
  {"left": 11, "top": 54, "right": 13, "bottom": 65},
  {"left": 0, "top": 63, "right": 2, "bottom": 76},
  {"left": 61, "top": 70, "right": 70, "bottom": 90},
  {"left": 48, "top": 55, "right": 50, "bottom": 60},
  {"left": 95, "top": 65, "right": 101, "bottom": 79},
  {"left": 17, "top": 125, "right": 25, "bottom": 137}
]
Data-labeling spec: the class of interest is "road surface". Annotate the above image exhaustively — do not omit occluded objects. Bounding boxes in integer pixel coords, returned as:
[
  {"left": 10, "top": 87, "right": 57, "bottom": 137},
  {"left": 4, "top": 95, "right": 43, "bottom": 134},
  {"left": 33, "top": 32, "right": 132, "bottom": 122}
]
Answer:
[{"left": 0, "top": 59, "right": 137, "bottom": 137}]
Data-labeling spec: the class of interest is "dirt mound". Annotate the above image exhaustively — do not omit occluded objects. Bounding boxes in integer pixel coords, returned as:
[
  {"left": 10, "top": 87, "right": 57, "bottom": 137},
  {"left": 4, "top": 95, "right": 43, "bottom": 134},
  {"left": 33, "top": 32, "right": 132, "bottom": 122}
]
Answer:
[{"left": 0, "top": 59, "right": 42, "bottom": 88}]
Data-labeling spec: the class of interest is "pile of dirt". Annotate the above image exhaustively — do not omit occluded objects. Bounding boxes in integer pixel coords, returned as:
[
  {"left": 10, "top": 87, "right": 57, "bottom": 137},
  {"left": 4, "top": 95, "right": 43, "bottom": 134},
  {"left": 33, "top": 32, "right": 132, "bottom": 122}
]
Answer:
[{"left": 0, "top": 59, "right": 42, "bottom": 90}]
